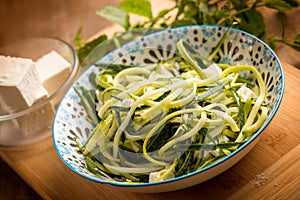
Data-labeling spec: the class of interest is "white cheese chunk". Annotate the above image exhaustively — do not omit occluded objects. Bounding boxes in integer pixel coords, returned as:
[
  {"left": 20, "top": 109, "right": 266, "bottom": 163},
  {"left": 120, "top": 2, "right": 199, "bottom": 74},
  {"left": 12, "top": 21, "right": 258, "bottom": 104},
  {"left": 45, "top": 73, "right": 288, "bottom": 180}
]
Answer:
[
  {"left": 35, "top": 51, "right": 71, "bottom": 95},
  {"left": 202, "top": 63, "right": 222, "bottom": 83},
  {"left": 202, "top": 63, "right": 222, "bottom": 82},
  {"left": 0, "top": 55, "right": 48, "bottom": 112},
  {"left": 237, "top": 85, "right": 257, "bottom": 101},
  {"left": 0, "top": 55, "right": 55, "bottom": 136},
  {"left": 210, "top": 149, "right": 223, "bottom": 157}
]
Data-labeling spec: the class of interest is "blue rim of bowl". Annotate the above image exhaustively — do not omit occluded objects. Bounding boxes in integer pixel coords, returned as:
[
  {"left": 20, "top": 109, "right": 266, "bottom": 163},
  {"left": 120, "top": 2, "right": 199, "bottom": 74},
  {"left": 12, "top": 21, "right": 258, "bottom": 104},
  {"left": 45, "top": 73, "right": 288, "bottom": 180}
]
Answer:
[{"left": 52, "top": 25, "right": 285, "bottom": 188}]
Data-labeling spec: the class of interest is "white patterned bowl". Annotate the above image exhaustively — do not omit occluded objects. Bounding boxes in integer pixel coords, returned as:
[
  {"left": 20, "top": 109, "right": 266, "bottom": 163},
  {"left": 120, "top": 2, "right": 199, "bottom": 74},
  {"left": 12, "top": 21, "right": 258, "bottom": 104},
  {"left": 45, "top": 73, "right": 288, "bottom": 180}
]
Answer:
[{"left": 52, "top": 25, "right": 284, "bottom": 193}]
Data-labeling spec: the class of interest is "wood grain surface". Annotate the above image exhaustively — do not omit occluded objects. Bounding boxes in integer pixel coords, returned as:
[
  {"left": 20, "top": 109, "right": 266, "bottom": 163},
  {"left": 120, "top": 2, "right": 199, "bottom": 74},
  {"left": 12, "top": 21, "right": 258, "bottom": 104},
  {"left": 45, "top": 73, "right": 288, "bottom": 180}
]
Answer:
[
  {"left": 1, "top": 1, "right": 300, "bottom": 199},
  {"left": 0, "top": 62, "right": 299, "bottom": 200}
]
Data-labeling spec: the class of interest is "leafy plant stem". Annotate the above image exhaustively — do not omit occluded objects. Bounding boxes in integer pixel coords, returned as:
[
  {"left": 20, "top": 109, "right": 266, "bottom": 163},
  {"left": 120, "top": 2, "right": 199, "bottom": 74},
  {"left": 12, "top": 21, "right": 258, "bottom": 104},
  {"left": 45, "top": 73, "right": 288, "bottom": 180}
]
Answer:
[
  {"left": 278, "top": 12, "right": 286, "bottom": 38},
  {"left": 149, "top": 6, "right": 177, "bottom": 27},
  {"left": 74, "top": 0, "right": 300, "bottom": 64}
]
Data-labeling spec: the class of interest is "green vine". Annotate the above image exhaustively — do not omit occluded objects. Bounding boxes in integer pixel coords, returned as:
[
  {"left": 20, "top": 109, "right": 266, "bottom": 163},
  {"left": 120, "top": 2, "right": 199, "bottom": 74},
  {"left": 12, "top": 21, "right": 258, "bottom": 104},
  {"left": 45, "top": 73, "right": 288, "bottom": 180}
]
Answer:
[{"left": 74, "top": 0, "right": 300, "bottom": 63}]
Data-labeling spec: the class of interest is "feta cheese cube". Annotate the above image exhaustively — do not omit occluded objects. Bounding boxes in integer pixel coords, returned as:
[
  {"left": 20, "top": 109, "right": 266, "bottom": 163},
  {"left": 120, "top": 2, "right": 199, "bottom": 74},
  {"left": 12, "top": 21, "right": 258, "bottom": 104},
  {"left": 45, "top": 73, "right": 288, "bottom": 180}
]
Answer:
[
  {"left": 202, "top": 63, "right": 222, "bottom": 81},
  {"left": 0, "top": 55, "right": 55, "bottom": 136},
  {"left": 35, "top": 51, "right": 71, "bottom": 95},
  {"left": 0, "top": 55, "right": 48, "bottom": 112},
  {"left": 237, "top": 85, "right": 257, "bottom": 101}
]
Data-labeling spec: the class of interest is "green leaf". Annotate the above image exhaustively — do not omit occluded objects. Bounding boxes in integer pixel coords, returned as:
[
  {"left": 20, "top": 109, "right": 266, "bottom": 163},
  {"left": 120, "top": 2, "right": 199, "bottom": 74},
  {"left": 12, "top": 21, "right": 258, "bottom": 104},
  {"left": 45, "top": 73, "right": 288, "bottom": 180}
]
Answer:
[
  {"left": 220, "top": 2, "right": 231, "bottom": 17},
  {"left": 196, "top": 1, "right": 209, "bottom": 24},
  {"left": 75, "top": 0, "right": 300, "bottom": 66},
  {"left": 73, "top": 26, "right": 84, "bottom": 48},
  {"left": 264, "top": 0, "right": 293, "bottom": 12},
  {"left": 285, "top": 34, "right": 300, "bottom": 51},
  {"left": 285, "top": 0, "right": 300, "bottom": 7},
  {"left": 77, "top": 34, "right": 108, "bottom": 63},
  {"left": 182, "top": 1, "right": 198, "bottom": 18},
  {"left": 202, "top": 13, "right": 216, "bottom": 25},
  {"left": 236, "top": 8, "right": 266, "bottom": 38},
  {"left": 149, "top": 8, "right": 173, "bottom": 27},
  {"left": 171, "top": 18, "right": 197, "bottom": 27},
  {"left": 218, "top": 2, "right": 232, "bottom": 25},
  {"left": 285, "top": 41, "right": 300, "bottom": 51},
  {"left": 267, "top": 37, "right": 278, "bottom": 50},
  {"left": 119, "top": 0, "right": 153, "bottom": 19},
  {"left": 96, "top": 6, "right": 130, "bottom": 30},
  {"left": 269, "top": 35, "right": 300, "bottom": 52},
  {"left": 157, "top": 8, "right": 172, "bottom": 18},
  {"left": 231, "top": 0, "right": 249, "bottom": 10},
  {"left": 294, "top": 33, "right": 300, "bottom": 44},
  {"left": 175, "top": 0, "right": 192, "bottom": 19}
]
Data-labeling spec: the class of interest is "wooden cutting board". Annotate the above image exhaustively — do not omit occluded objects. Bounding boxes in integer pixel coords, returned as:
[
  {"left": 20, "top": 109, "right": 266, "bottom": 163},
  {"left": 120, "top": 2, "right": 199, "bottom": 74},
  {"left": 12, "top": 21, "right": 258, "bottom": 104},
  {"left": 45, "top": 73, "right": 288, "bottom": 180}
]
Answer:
[
  {"left": 1, "top": 0, "right": 300, "bottom": 199},
  {"left": 0, "top": 62, "right": 299, "bottom": 200}
]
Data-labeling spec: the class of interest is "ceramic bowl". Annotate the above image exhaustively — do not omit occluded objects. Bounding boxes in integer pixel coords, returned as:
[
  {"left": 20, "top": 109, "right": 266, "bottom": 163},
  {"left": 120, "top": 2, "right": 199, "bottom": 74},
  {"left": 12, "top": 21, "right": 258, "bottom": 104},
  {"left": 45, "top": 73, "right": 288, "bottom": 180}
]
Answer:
[
  {"left": 52, "top": 25, "right": 284, "bottom": 193},
  {"left": 0, "top": 37, "right": 79, "bottom": 150}
]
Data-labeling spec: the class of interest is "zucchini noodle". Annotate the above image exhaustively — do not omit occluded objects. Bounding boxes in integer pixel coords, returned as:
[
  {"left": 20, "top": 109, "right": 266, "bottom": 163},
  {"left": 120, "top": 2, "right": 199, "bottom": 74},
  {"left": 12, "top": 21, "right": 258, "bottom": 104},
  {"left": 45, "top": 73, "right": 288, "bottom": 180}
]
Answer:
[{"left": 75, "top": 39, "right": 268, "bottom": 183}]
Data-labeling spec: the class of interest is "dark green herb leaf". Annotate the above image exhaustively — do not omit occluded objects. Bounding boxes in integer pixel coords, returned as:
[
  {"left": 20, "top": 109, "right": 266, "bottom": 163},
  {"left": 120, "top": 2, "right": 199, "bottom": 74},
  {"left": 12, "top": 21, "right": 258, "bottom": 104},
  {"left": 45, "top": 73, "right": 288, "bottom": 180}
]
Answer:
[
  {"left": 231, "top": 0, "right": 249, "bottom": 10},
  {"left": 176, "top": 141, "right": 245, "bottom": 151},
  {"left": 88, "top": 72, "right": 97, "bottom": 88},
  {"left": 149, "top": 8, "right": 174, "bottom": 27},
  {"left": 209, "top": 26, "right": 231, "bottom": 61},
  {"left": 77, "top": 34, "right": 107, "bottom": 63},
  {"left": 95, "top": 63, "right": 136, "bottom": 72},
  {"left": 74, "top": 86, "right": 99, "bottom": 126},
  {"left": 146, "top": 122, "right": 172, "bottom": 152},
  {"left": 176, "top": 150, "right": 193, "bottom": 176},
  {"left": 157, "top": 8, "right": 172, "bottom": 18},
  {"left": 96, "top": 6, "right": 130, "bottom": 30},
  {"left": 119, "top": 0, "right": 153, "bottom": 19},
  {"left": 220, "top": 2, "right": 231, "bottom": 25},
  {"left": 268, "top": 38, "right": 278, "bottom": 50},
  {"left": 285, "top": 0, "right": 300, "bottom": 7},
  {"left": 236, "top": 8, "right": 266, "bottom": 38},
  {"left": 184, "top": 1, "right": 198, "bottom": 19},
  {"left": 202, "top": 12, "right": 216, "bottom": 24},
  {"left": 264, "top": 0, "right": 293, "bottom": 12},
  {"left": 229, "top": 89, "right": 244, "bottom": 130},
  {"left": 175, "top": 0, "right": 192, "bottom": 19},
  {"left": 86, "top": 157, "right": 99, "bottom": 174},
  {"left": 171, "top": 18, "right": 197, "bottom": 27}
]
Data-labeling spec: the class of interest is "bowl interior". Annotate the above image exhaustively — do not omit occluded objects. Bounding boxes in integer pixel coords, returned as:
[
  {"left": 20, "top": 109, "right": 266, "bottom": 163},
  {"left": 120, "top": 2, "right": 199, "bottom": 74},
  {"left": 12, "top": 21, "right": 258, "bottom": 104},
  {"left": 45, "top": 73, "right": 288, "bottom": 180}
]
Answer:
[
  {"left": 0, "top": 37, "right": 78, "bottom": 149},
  {"left": 53, "top": 25, "right": 284, "bottom": 189}
]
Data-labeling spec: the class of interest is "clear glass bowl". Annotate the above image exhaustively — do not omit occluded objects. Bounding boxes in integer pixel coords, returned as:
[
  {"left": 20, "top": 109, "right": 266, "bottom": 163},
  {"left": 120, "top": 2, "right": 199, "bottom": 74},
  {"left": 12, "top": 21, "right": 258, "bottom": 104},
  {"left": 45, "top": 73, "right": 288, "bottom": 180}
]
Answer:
[{"left": 0, "top": 37, "right": 79, "bottom": 150}]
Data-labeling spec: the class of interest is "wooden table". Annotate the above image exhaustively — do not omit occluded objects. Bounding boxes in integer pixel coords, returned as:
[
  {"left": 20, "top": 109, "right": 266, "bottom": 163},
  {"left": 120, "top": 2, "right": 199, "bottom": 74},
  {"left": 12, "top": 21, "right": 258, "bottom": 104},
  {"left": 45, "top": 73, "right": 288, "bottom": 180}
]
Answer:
[
  {"left": 0, "top": 62, "right": 299, "bottom": 200},
  {"left": 1, "top": 1, "right": 300, "bottom": 199}
]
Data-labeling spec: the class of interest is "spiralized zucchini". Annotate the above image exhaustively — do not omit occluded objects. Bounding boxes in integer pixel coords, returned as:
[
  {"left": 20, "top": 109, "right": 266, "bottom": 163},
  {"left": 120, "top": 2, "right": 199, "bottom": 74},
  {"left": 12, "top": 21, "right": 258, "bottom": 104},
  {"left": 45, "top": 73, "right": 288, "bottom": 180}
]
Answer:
[{"left": 75, "top": 39, "right": 268, "bottom": 183}]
